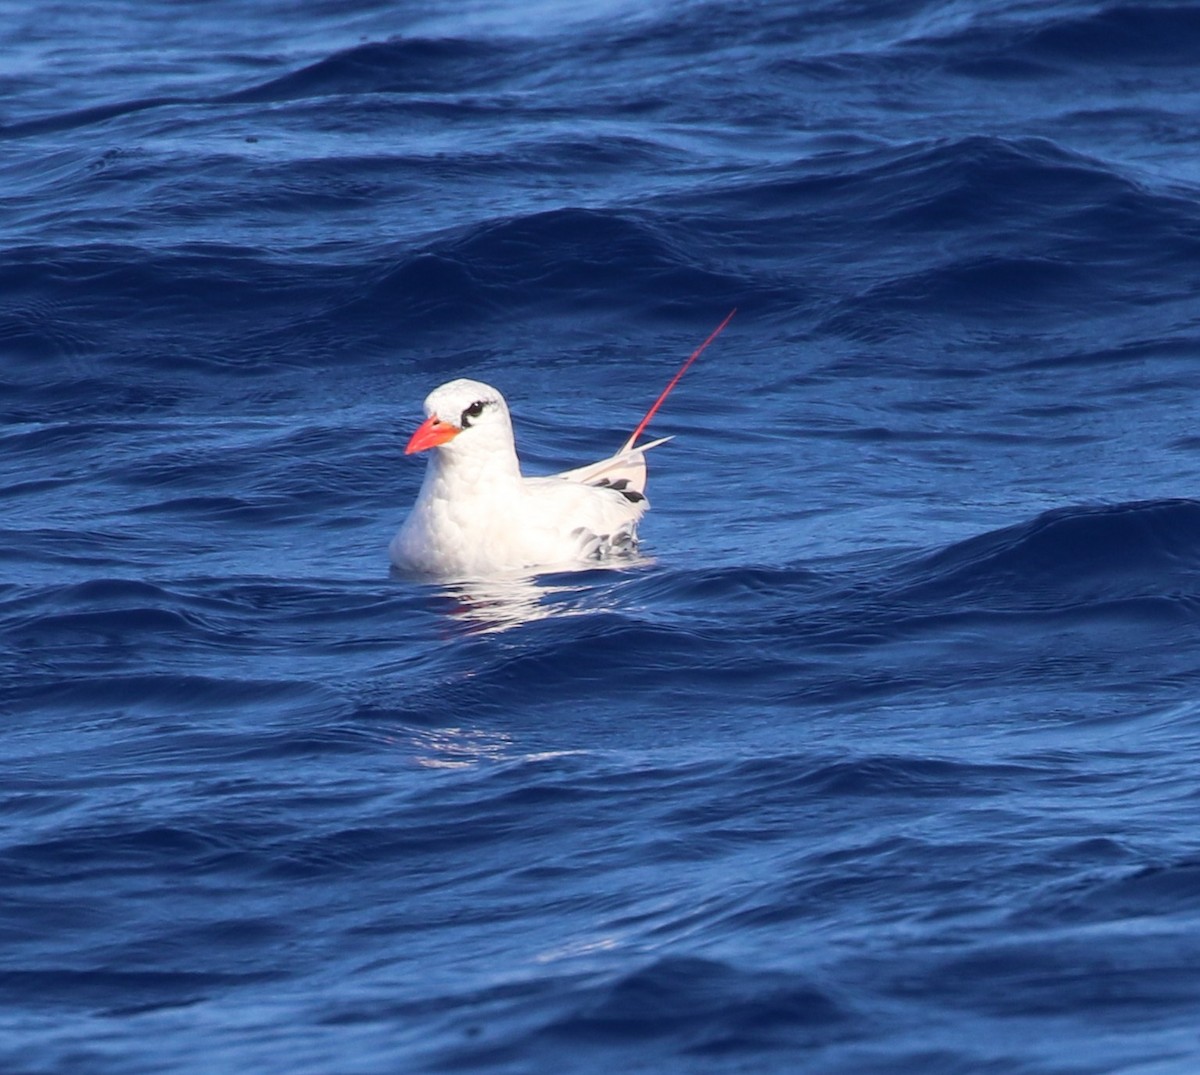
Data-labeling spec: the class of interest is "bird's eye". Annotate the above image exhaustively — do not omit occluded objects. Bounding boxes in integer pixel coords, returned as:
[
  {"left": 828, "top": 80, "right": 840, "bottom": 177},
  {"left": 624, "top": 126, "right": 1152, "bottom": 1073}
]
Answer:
[{"left": 461, "top": 400, "right": 487, "bottom": 426}]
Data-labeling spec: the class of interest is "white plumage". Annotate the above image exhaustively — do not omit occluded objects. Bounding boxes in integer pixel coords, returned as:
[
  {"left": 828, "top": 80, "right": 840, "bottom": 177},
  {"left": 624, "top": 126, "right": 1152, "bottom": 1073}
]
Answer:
[{"left": 390, "top": 378, "right": 669, "bottom": 579}]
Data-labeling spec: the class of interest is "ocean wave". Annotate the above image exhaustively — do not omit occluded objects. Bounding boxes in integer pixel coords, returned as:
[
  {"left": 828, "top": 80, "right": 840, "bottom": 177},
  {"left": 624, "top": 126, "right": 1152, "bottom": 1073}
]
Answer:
[
  {"left": 896, "top": 499, "right": 1200, "bottom": 612},
  {"left": 539, "top": 955, "right": 843, "bottom": 1050},
  {"left": 343, "top": 207, "right": 746, "bottom": 329},
  {"left": 1027, "top": 3, "right": 1200, "bottom": 67},
  {"left": 224, "top": 37, "right": 510, "bottom": 104},
  {"left": 918, "top": 930, "right": 1200, "bottom": 1020},
  {"left": 0, "top": 35, "right": 515, "bottom": 139},
  {"left": 0, "top": 966, "right": 268, "bottom": 1014}
]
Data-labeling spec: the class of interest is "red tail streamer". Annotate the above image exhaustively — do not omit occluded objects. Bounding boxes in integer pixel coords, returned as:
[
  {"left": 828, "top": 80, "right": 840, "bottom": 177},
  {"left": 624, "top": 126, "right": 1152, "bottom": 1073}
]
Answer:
[{"left": 623, "top": 308, "right": 736, "bottom": 452}]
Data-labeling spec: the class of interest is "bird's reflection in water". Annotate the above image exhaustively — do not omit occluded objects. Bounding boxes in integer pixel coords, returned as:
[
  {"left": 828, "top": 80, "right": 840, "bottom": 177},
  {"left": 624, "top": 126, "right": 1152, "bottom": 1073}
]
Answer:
[
  {"left": 408, "top": 725, "right": 515, "bottom": 769},
  {"left": 421, "top": 558, "right": 652, "bottom": 635},
  {"left": 408, "top": 724, "right": 588, "bottom": 770}
]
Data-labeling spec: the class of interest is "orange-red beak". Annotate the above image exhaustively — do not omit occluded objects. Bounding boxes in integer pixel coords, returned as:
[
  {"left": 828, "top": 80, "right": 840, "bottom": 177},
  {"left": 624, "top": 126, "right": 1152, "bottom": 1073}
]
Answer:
[{"left": 405, "top": 415, "right": 461, "bottom": 454}]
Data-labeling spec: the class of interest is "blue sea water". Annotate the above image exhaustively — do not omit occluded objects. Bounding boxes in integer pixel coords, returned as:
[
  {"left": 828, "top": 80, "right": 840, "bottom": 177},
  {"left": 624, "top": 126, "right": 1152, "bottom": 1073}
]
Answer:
[{"left": 4, "top": 0, "right": 1200, "bottom": 1071}]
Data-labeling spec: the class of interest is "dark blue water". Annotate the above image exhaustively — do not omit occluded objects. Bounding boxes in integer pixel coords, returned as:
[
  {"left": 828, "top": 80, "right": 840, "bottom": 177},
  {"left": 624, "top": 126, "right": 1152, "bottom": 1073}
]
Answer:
[{"left": 4, "top": 1, "right": 1200, "bottom": 1071}]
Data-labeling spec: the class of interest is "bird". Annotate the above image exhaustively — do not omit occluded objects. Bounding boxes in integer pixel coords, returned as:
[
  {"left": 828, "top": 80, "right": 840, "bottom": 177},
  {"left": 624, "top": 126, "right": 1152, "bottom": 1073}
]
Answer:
[
  {"left": 389, "top": 377, "right": 667, "bottom": 578},
  {"left": 390, "top": 310, "right": 735, "bottom": 580}
]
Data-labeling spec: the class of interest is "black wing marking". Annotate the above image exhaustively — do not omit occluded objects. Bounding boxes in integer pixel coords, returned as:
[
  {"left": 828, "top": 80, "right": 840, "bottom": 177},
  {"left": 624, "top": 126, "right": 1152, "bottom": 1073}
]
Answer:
[{"left": 593, "top": 477, "right": 646, "bottom": 504}]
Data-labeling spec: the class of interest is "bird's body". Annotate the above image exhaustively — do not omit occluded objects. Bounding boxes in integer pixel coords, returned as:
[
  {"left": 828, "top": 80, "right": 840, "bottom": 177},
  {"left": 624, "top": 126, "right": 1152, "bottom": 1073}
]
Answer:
[{"left": 390, "top": 378, "right": 662, "bottom": 579}]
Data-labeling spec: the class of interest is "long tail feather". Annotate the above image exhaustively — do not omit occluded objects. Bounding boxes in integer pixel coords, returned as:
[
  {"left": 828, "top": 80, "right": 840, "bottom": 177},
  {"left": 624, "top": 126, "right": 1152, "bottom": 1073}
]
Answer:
[{"left": 620, "top": 308, "right": 736, "bottom": 454}]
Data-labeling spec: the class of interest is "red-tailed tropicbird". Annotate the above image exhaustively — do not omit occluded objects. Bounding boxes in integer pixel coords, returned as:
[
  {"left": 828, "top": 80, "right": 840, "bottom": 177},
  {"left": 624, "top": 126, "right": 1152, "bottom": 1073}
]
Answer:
[{"left": 391, "top": 311, "right": 735, "bottom": 578}]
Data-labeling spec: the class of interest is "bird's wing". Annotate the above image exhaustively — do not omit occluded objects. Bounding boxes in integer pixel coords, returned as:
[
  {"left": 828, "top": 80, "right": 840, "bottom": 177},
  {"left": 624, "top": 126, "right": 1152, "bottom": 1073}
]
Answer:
[{"left": 554, "top": 435, "right": 672, "bottom": 494}]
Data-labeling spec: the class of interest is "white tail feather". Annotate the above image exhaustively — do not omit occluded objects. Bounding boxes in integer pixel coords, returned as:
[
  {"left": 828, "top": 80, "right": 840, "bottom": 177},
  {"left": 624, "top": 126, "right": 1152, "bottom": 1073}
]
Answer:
[{"left": 556, "top": 435, "right": 673, "bottom": 493}]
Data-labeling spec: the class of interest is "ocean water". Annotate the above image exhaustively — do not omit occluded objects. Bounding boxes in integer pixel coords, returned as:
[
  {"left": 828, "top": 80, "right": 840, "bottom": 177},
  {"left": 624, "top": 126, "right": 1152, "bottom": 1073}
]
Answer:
[{"left": 4, "top": 1, "right": 1200, "bottom": 1071}]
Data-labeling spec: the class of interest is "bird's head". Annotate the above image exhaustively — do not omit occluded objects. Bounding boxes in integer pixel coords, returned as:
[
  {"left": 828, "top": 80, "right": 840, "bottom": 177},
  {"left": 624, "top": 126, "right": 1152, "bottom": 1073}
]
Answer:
[{"left": 405, "top": 378, "right": 513, "bottom": 458}]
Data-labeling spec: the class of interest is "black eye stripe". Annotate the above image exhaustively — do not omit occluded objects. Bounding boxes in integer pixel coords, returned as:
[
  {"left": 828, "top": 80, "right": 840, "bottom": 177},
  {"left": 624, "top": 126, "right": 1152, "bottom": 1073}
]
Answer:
[{"left": 460, "top": 399, "right": 487, "bottom": 427}]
